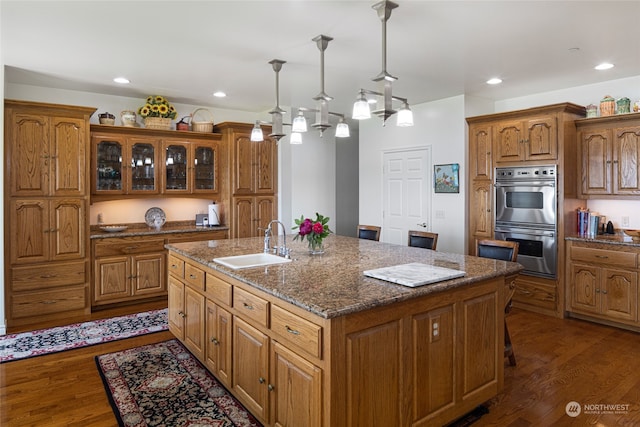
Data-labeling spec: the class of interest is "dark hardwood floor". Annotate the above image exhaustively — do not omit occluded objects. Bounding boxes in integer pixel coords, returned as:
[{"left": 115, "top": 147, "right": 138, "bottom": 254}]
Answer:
[{"left": 1, "top": 305, "right": 639, "bottom": 426}]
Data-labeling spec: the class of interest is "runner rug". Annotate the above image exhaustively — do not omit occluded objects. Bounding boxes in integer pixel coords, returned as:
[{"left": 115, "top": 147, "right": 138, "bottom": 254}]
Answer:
[
  {"left": 0, "top": 308, "right": 168, "bottom": 363},
  {"left": 96, "top": 339, "right": 261, "bottom": 427}
]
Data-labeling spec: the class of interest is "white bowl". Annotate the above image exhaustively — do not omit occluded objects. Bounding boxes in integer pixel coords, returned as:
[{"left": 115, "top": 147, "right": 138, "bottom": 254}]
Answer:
[{"left": 100, "top": 225, "right": 128, "bottom": 233}]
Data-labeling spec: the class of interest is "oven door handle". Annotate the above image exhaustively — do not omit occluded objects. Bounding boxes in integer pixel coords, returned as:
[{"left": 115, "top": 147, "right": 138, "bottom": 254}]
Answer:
[
  {"left": 495, "top": 227, "right": 555, "bottom": 237},
  {"left": 494, "top": 182, "right": 555, "bottom": 188}
]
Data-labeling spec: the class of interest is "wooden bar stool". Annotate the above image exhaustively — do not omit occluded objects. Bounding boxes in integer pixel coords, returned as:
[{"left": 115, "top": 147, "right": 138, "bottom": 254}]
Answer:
[
  {"left": 357, "top": 225, "right": 381, "bottom": 241},
  {"left": 407, "top": 230, "right": 438, "bottom": 250}
]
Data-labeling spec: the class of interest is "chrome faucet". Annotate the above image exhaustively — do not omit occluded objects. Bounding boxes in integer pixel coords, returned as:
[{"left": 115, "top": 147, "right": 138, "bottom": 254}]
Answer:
[
  {"left": 263, "top": 227, "right": 272, "bottom": 254},
  {"left": 267, "top": 220, "right": 290, "bottom": 258}
]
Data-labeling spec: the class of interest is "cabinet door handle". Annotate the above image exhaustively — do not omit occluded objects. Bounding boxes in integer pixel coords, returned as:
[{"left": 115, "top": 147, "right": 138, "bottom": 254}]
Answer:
[
  {"left": 211, "top": 337, "right": 219, "bottom": 345},
  {"left": 50, "top": 228, "right": 58, "bottom": 233},
  {"left": 243, "top": 302, "right": 254, "bottom": 310},
  {"left": 178, "top": 311, "right": 186, "bottom": 318},
  {"left": 595, "top": 255, "right": 608, "bottom": 259},
  {"left": 285, "top": 326, "right": 300, "bottom": 336},
  {"left": 595, "top": 289, "right": 600, "bottom": 293},
  {"left": 602, "top": 290, "right": 608, "bottom": 294},
  {"left": 268, "top": 384, "right": 274, "bottom": 392},
  {"left": 41, "top": 300, "right": 57, "bottom": 304},
  {"left": 189, "top": 274, "right": 197, "bottom": 279},
  {"left": 259, "top": 377, "right": 265, "bottom": 384}
]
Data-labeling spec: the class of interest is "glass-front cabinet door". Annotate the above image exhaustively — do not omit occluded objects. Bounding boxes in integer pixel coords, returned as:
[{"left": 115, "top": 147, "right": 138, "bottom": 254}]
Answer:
[
  {"left": 129, "top": 139, "right": 158, "bottom": 194},
  {"left": 194, "top": 144, "right": 216, "bottom": 193},
  {"left": 94, "top": 137, "right": 124, "bottom": 193},
  {"left": 165, "top": 143, "right": 189, "bottom": 192}
]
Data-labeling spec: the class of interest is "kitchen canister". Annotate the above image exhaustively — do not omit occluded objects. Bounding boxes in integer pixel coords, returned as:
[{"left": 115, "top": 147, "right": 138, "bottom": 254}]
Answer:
[
  {"left": 600, "top": 95, "right": 615, "bottom": 117},
  {"left": 616, "top": 97, "right": 631, "bottom": 114},
  {"left": 585, "top": 104, "right": 598, "bottom": 118}
]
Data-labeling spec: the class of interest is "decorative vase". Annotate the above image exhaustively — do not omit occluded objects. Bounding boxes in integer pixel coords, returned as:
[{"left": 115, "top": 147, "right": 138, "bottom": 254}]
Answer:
[
  {"left": 144, "top": 116, "right": 172, "bottom": 130},
  {"left": 308, "top": 240, "right": 325, "bottom": 255},
  {"left": 121, "top": 110, "right": 137, "bottom": 127}
]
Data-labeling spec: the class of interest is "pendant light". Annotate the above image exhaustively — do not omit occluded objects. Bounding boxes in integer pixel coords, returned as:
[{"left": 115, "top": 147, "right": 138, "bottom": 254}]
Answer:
[{"left": 353, "top": 0, "right": 414, "bottom": 127}]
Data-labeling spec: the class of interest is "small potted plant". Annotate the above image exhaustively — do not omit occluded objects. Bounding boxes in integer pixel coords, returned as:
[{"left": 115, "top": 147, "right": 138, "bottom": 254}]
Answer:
[{"left": 138, "top": 95, "right": 177, "bottom": 129}]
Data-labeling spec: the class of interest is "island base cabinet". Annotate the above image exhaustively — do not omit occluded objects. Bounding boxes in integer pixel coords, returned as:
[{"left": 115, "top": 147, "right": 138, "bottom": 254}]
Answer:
[
  {"left": 167, "top": 249, "right": 507, "bottom": 427},
  {"left": 233, "top": 316, "right": 270, "bottom": 423},
  {"left": 271, "top": 341, "right": 323, "bottom": 427},
  {"left": 205, "top": 300, "right": 232, "bottom": 389},
  {"left": 333, "top": 279, "right": 502, "bottom": 427}
]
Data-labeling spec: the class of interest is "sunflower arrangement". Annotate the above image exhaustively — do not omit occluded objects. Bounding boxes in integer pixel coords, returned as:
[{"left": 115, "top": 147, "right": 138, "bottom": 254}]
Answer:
[{"left": 138, "top": 95, "right": 177, "bottom": 119}]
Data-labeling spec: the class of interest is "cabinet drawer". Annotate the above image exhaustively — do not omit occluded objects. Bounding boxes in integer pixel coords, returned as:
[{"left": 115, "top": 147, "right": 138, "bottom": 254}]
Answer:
[
  {"left": 168, "top": 255, "right": 185, "bottom": 279},
  {"left": 12, "top": 261, "right": 85, "bottom": 292},
  {"left": 271, "top": 304, "right": 322, "bottom": 359},
  {"left": 185, "top": 263, "right": 205, "bottom": 290},
  {"left": 94, "top": 239, "right": 165, "bottom": 257},
  {"left": 513, "top": 279, "right": 556, "bottom": 311},
  {"left": 234, "top": 287, "right": 269, "bottom": 328},
  {"left": 11, "top": 286, "right": 86, "bottom": 318},
  {"left": 206, "top": 273, "right": 232, "bottom": 307},
  {"left": 571, "top": 246, "right": 637, "bottom": 268}
]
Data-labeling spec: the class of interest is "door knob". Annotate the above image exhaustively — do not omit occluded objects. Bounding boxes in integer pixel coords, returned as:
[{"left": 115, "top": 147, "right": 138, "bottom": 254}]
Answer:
[{"left": 417, "top": 222, "right": 428, "bottom": 228}]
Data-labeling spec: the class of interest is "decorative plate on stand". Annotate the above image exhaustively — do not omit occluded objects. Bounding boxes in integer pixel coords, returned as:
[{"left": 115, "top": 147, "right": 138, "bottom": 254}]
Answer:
[{"left": 145, "top": 207, "right": 166, "bottom": 228}]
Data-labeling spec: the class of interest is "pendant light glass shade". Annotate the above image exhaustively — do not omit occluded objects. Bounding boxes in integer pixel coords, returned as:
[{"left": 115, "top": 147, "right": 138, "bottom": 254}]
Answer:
[
  {"left": 352, "top": 90, "right": 371, "bottom": 120},
  {"left": 250, "top": 121, "right": 264, "bottom": 142},
  {"left": 290, "top": 132, "right": 303, "bottom": 144},
  {"left": 335, "top": 121, "right": 350, "bottom": 138},
  {"left": 292, "top": 112, "right": 308, "bottom": 133},
  {"left": 396, "top": 103, "right": 414, "bottom": 127}
]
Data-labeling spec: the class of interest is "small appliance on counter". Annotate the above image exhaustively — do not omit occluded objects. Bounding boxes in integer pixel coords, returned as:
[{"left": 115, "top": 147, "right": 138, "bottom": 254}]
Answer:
[
  {"left": 208, "top": 202, "right": 220, "bottom": 225},
  {"left": 605, "top": 221, "right": 615, "bottom": 234}
]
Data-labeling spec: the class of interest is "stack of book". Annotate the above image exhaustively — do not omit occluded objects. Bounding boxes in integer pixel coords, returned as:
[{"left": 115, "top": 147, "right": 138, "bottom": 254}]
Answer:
[{"left": 577, "top": 208, "right": 601, "bottom": 237}]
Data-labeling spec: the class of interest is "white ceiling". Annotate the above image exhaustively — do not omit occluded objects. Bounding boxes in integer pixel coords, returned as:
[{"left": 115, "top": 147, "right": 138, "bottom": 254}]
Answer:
[{"left": 2, "top": 1, "right": 639, "bottom": 116}]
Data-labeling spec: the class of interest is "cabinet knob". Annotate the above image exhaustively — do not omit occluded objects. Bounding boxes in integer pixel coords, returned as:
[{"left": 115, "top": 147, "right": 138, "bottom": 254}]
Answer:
[
  {"left": 259, "top": 377, "right": 265, "bottom": 384},
  {"left": 601, "top": 290, "right": 608, "bottom": 294},
  {"left": 595, "top": 289, "right": 600, "bottom": 293},
  {"left": 268, "top": 384, "right": 274, "bottom": 392},
  {"left": 178, "top": 311, "right": 186, "bottom": 318},
  {"left": 211, "top": 337, "right": 220, "bottom": 345},
  {"left": 243, "top": 302, "right": 254, "bottom": 311}
]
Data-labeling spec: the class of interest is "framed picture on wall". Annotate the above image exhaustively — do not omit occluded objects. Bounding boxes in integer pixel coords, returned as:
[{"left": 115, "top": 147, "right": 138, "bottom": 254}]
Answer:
[{"left": 434, "top": 163, "right": 460, "bottom": 193}]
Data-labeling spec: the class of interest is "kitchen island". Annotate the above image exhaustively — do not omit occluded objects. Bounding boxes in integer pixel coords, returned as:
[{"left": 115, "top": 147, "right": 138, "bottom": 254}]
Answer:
[{"left": 166, "top": 234, "right": 523, "bottom": 427}]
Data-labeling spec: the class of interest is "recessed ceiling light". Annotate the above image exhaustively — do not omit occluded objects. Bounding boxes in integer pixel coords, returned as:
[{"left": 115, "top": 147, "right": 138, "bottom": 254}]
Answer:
[
  {"left": 213, "top": 91, "right": 226, "bottom": 98},
  {"left": 113, "top": 77, "right": 130, "bottom": 84},
  {"left": 595, "top": 62, "right": 614, "bottom": 71},
  {"left": 486, "top": 78, "right": 502, "bottom": 85}
]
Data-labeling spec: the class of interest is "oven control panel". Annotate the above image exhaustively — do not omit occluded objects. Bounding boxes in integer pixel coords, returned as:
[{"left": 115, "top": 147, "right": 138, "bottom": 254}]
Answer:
[{"left": 495, "top": 165, "right": 556, "bottom": 180}]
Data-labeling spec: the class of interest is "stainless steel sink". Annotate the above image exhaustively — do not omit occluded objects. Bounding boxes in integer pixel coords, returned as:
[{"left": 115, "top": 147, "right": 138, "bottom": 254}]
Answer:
[{"left": 213, "top": 253, "right": 292, "bottom": 269}]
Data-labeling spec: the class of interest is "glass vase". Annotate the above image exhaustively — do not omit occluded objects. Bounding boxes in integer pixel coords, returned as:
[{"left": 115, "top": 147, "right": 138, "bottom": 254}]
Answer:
[{"left": 308, "top": 239, "right": 325, "bottom": 255}]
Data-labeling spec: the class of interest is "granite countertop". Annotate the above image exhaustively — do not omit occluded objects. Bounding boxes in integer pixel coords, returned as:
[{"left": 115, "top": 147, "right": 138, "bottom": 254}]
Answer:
[
  {"left": 91, "top": 221, "right": 229, "bottom": 239},
  {"left": 566, "top": 232, "right": 640, "bottom": 247},
  {"left": 166, "top": 234, "right": 524, "bottom": 319}
]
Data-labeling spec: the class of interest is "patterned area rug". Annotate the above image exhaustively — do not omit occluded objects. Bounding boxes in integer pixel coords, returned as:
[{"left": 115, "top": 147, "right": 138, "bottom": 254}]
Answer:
[
  {"left": 96, "top": 339, "right": 261, "bottom": 427},
  {"left": 0, "top": 309, "right": 168, "bottom": 363}
]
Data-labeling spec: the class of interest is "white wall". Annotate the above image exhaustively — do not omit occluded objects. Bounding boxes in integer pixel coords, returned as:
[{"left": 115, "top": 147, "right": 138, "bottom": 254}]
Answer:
[
  {"left": 495, "top": 75, "right": 640, "bottom": 232},
  {"left": 360, "top": 95, "right": 467, "bottom": 254}
]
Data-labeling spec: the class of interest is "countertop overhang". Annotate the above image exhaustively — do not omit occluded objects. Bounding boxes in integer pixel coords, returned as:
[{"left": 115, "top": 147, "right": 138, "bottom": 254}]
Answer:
[{"left": 166, "top": 234, "right": 523, "bottom": 319}]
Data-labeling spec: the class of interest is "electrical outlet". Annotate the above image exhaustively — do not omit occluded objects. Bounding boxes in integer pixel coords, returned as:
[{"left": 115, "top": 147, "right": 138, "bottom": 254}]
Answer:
[
  {"left": 622, "top": 216, "right": 630, "bottom": 227},
  {"left": 430, "top": 316, "right": 440, "bottom": 342}
]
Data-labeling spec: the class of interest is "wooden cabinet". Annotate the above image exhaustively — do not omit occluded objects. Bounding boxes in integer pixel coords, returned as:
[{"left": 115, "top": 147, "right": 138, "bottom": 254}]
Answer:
[
  {"left": 163, "top": 138, "right": 219, "bottom": 194},
  {"left": 92, "top": 237, "right": 166, "bottom": 306},
  {"left": 217, "top": 122, "right": 278, "bottom": 238},
  {"left": 167, "top": 248, "right": 507, "bottom": 427},
  {"left": 167, "top": 275, "right": 206, "bottom": 360},
  {"left": 92, "top": 133, "right": 161, "bottom": 195},
  {"left": 577, "top": 113, "right": 640, "bottom": 197},
  {"left": 90, "top": 124, "right": 221, "bottom": 201},
  {"left": 5, "top": 100, "right": 95, "bottom": 328},
  {"left": 567, "top": 241, "right": 638, "bottom": 326},
  {"left": 467, "top": 103, "right": 585, "bottom": 318},
  {"left": 233, "top": 196, "right": 276, "bottom": 239},
  {"left": 494, "top": 116, "right": 558, "bottom": 163}
]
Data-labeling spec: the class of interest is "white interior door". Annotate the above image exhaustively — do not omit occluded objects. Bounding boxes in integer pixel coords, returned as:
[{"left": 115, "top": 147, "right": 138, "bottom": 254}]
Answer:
[{"left": 382, "top": 147, "right": 432, "bottom": 245}]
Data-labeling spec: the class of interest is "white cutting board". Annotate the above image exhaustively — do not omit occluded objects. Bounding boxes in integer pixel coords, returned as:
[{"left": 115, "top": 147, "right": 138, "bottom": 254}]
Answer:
[{"left": 364, "top": 263, "right": 465, "bottom": 287}]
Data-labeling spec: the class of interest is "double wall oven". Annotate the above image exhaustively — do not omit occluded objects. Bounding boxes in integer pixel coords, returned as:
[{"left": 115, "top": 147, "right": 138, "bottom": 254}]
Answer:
[{"left": 494, "top": 165, "right": 557, "bottom": 279}]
